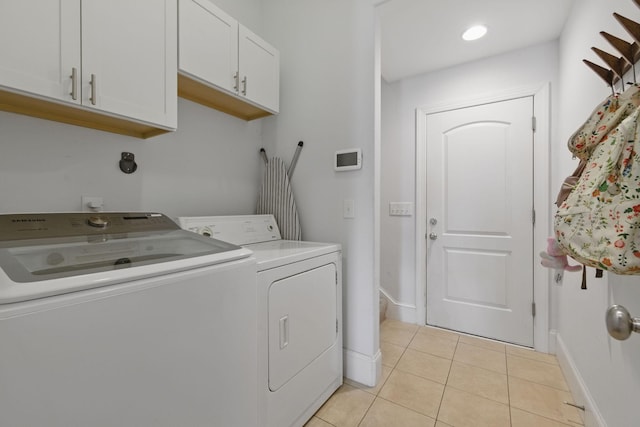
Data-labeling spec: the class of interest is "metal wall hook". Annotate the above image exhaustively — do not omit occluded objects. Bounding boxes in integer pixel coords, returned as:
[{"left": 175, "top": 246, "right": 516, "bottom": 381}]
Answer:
[
  {"left": 119, "top": 152, "right": 137, "bottom": 174},
  {"left": 605, "top": 305, "right": 640, "bottom": 340}
]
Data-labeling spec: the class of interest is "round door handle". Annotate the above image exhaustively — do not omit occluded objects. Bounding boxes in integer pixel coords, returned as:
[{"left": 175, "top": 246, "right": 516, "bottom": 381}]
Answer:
[
  {"left": 429, "top": 232, "right": 438, "bottom": 240},
  {"left": 606, "top": 305, "right": 640, "bottom": 340}
]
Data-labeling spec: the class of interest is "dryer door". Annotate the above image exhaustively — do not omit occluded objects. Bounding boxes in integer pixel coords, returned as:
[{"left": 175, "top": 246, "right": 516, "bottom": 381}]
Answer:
[{"left": 268, "top": 262, "right": 337, "bottom": 391}]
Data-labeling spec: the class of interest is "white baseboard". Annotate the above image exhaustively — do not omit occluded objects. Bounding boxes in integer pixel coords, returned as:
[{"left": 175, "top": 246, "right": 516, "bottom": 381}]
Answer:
[
  {"left": 548, "top": 329, "right": 557, "bottom": 355},
  {"left": 379, "top": 288, "right": 417, "bottom": 323},
  {"left": 556, "top": 334, "right": 606, "bottom": 427},
  {"left": 343, "top": 348, "right": 382, "bottom": 388}
]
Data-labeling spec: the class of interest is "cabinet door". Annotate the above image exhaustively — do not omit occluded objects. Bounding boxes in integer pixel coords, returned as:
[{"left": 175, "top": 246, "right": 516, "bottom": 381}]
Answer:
[
  {"left": 178, "top": 0, "right": 238, "bottom": 95},
  {"left": 238, "top": 25, "right": 279, "bottom": 113},
  {"left": 81, "top": 0, "right": 177, "bottom": 129},
  {"left": 0, "top": 0, "right": 81, "bottom": 104}
]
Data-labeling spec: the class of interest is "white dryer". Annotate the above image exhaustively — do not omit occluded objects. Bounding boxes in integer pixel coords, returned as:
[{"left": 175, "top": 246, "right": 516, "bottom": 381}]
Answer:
[{"left": 178, "top": 215, "right": 343, "bottom": 427}]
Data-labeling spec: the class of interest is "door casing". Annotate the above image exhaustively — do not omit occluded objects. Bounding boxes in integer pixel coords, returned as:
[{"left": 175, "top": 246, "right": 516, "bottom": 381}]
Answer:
[{"left": 415, "top": 83, "right": 552, "bottom": 352}]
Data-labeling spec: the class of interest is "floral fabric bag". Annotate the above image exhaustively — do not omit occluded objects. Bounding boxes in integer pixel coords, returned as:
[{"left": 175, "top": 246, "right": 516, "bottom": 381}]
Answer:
[
  {"left": 554, "top": 105, "right": 640, "bottom": 274},
  {"left": 568, "top": 84, "right": 640, "bottom": 161}
]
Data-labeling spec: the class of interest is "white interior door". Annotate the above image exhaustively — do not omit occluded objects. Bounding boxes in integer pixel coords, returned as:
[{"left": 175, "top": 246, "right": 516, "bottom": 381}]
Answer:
[{"left": 425, "top": 97, "right": 534, "bottom": 346}]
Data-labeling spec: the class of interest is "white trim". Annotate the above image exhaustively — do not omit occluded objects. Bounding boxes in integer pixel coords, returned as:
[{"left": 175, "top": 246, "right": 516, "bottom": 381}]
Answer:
[
  {"left": 548, "top": 328, "right": 558, "bottom": 355},
  {"left": 372, "top": 6, "right": 382, "bottom": 385},
  {"left": 556, "top": 334, "right": 607, "bottom": 427},
  {"left": 415, "top": 82, "right": 551, "bottom": 352},
  {"left": 379, "top": 288, "right": 416, "bottom": 323},
  {"left": 343, "top": 348, "right": 382, "bottom": 388}
]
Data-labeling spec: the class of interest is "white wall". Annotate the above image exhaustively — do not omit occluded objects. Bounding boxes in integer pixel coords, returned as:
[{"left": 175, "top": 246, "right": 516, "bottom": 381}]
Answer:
[
  {"left": 262, "top": 0, "right": 380, "bottom": 386},
  {"left": 380, "top": 41, "right": 559, "bottom": 319},
  {"left": 556, "top": 1, "right": 640, "bottom": 425},
  {"left": 0, "top": 98, "right": 265, "bottom": 217},
  {"left": 209, "top": 0, "right": 263, "bottom": 32},
  {"left": 0, "top": 0, "right": 268, "bottom": 218}
]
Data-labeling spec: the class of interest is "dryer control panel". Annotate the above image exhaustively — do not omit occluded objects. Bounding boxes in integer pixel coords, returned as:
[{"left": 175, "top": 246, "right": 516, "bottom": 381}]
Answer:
[{"left": 178, "top": 215, "right": 281, "bottom": 245}]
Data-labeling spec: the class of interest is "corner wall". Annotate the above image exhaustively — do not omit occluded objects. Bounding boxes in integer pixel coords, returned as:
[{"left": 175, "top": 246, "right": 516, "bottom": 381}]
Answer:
[
  {"left": 261, "top": 0, "right": 380, "bottom": 386},
  {"left": 556, "top": 0, "right": 640, "bottom": 425}
]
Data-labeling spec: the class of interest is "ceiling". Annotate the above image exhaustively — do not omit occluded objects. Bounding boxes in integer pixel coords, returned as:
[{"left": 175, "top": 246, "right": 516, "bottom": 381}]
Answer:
[{"left": 378, "top": 0, "right": 576, "bottom": 82}]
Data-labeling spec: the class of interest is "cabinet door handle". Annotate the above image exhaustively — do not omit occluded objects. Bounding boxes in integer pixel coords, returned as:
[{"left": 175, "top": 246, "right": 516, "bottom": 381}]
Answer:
[
  {"left": 69, "top": 67, "right": 78, "bottom": 101},
  {"left": 241, "top": 76, "right": 247, "bottom": 95},
  {"left": 89, "top": 74, "right": 97, "bottom": 105},
  {"left": 233, "top": 72, "right": 239, "bottom": 92}
]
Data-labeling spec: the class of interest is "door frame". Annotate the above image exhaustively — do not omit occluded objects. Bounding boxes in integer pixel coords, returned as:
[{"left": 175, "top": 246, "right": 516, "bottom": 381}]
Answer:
[{"left": 415, "top": 82, "right": 551, "bottom": 352}]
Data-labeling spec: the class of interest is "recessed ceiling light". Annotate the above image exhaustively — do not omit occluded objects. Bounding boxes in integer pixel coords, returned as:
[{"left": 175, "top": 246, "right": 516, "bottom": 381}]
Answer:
[{"left": 462, "top": 25, "right": 487, "bottom": 41}]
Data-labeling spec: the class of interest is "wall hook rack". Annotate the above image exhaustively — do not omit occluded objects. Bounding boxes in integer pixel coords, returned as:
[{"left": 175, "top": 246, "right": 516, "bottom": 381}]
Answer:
[
  {"left": 583, "top": 59, "right": 619, "bottom": 94},
  {"left": 591, "top": 47, "right": 630, "bottom": 90},
  {"left": 600, "top": 31, "right": 640, "bottom": 64},
  {"left": 614, "top": 13, "right": 640, "bottom": 45},
  {"left": 600, "top": 31, "right": 640, "bottom": 83}
]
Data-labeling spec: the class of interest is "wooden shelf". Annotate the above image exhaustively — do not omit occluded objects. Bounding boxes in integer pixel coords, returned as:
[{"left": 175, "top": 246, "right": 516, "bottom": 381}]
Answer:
[
  {"left": 0, "top": 88, "right": 172, "bottom": 139},
  {"left": 178, "top": 73, "right": 274, "bottom": 121}
]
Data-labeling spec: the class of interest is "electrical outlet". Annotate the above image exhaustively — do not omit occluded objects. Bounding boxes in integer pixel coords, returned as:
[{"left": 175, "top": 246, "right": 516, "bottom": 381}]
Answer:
[{"left": 82, "top": 196, "right": 103, "bottom": 212}]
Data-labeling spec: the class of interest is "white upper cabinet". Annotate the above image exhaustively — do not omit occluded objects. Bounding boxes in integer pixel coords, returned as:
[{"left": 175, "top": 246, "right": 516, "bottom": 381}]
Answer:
[
  {"left": 0, "top": 0, "right": 81, "bottom": 104},
  {"left": 238, "top": 25, "right": 280, "bottom": 114},
  {"left": 81, "top": 0, "right": 177, "bottom": 130},
  {"left": 0, "top": 0, "right": 177, "bottom": 139},
  {"left": 178, "top": 0, "right": 280, "bottom": 120},
  {"left": 179, "top": 0, "right": 238, "bottom": 94}
]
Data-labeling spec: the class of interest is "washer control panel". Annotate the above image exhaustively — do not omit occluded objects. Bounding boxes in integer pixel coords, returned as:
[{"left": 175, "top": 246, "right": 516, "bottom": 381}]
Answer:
[{"left": 0, "top": 212, "right": 179, "bottom": 241}]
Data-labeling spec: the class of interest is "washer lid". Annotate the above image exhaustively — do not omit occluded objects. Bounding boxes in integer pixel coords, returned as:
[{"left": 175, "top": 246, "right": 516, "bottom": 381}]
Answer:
[{"left": 0, "top": 212, "right": 251, "bottom": 304}]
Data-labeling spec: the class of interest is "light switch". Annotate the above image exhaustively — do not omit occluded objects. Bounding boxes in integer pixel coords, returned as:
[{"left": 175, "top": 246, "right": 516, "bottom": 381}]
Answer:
[
  {"left": 389, "top": 202, "right": 413, "bottom": 216},
  {"left": 343, "top": 199, "right": 355, "bottom": 218}
]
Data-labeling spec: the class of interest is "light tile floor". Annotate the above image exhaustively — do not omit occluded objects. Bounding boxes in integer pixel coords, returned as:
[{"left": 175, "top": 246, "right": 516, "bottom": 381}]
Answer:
[{"left": 306, "top": 319, "right": 584, "bottom": 427}]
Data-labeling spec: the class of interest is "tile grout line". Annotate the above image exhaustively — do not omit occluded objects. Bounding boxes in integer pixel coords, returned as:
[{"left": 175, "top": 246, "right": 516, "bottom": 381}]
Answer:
[
  {"left": 355, "top": 392, "right": 377, "bottom": 427},
  {"left": 356, "top": 323, "right": 422, "bottom": 426},
  {"left": 433, "top": 335, "right": 460, "bottom": 424},
  {"left": 511, "top": 407, "right": 580, "bottom": 427},
  {"left": 506, "top": 347, "right": 513, "bottom": 427},
  {"left": 367, "top": 395, "right": 440, "bottom": 425}
]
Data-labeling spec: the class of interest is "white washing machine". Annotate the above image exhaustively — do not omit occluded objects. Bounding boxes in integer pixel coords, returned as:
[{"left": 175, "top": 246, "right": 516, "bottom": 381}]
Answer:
[
  {"left": 178, "top": 215, "right": 343, "bottom": 427},
  {"left": 0, "top": 212, "right": 258, "bottom": 427}
]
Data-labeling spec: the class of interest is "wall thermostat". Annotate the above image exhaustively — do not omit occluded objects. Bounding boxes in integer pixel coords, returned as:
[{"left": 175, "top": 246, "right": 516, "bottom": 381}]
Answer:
[{"left": 334, "top": 148, "right": 362, "bottom": 171}]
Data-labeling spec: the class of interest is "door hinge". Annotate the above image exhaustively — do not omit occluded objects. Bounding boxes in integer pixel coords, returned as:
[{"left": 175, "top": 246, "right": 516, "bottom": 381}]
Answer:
[
  {"left": 532, "top": 208, "right": 536, "bottom": 226},
  {"left": 532, "top": 116, "right": 537, "bottom": 132},
  {"left": 532, "top": 302, "right": 536, "bottom": 317},
  {"left": 335, "top": 271, "right": 338, "bottom": 284},
  {"left": 336, "top": 319, "right": 339, "bottom": 334}
]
